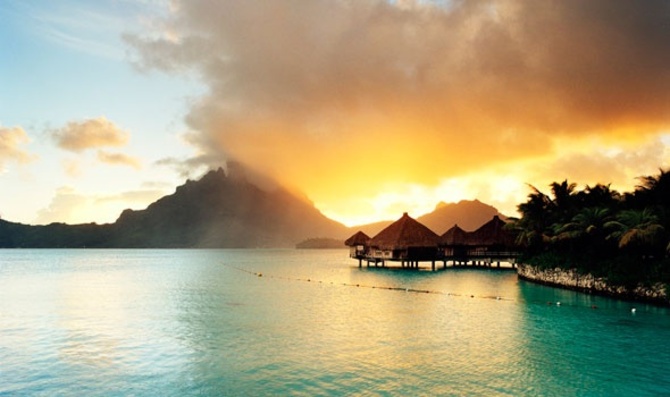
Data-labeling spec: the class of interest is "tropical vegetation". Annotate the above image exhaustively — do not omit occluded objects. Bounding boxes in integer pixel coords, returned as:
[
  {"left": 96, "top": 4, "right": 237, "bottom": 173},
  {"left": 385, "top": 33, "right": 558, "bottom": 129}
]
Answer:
[{"left": 509, "top": 169, "right": 670, "bottom": 289}]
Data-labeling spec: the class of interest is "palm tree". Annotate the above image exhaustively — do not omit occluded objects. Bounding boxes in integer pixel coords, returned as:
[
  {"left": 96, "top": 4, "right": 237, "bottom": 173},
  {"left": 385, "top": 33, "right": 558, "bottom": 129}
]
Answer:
[
  {"left": 515, "top": 184, "right": 553, "bottom": 249},
  {"left": 603, "top": 207, "right": 669, "bottom": 284},
  {"left": 632, "top": 168, "right": 670, "bottom": 210},
  {"left": 607, "top": 208, "right": 666, "bottom": 254},
  {"left": 577, "top": 183, "right": 621, "bottom": 209},
  {"left": 555, "top": 207, "right": 613, "bottom": 242},
  {"left": 550, "top": 207, "right": 617, "bottom": 273},
  {"left": 636, "top": 168, "right": 670, "bottom": 192},
  {"left": 515, "top": 181, "right": 582, "bottom": 249},
  {"left": 549, "top": 180, "right": 578, "bottom": 211}
]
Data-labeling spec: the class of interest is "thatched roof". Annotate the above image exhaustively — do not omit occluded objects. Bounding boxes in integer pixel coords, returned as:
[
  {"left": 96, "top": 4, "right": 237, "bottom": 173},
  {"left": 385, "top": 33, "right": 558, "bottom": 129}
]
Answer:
[
  {"left": 344, "top": 231, "right": 370, "bottom": 246},
  {"left": 368, "top": 213, "right": 440, "bottom": 250},
  {"left": 468, "top": 215, "right": 515, "bottom": 246},
  {"left": 440, "top": 224, "right": 470, "bottom": 246}
]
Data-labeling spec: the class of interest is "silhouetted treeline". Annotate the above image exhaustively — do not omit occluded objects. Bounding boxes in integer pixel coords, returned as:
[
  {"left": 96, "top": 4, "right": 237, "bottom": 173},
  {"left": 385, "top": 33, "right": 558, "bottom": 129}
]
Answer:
[{"left": 509, "top": 169, "right": 670, "bottom": 288}]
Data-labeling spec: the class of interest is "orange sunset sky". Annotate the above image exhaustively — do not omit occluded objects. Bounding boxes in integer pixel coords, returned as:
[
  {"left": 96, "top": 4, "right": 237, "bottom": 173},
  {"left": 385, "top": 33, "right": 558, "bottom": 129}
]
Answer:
[{"left": 2, "top": 0, "right": 670, "bottom": 226}]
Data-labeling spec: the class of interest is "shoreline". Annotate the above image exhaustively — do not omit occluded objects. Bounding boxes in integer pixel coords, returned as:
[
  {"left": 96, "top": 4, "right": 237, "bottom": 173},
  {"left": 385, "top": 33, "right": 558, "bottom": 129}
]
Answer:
[{"left": 517, "top": 263, "right": 670, "bottom": 307}]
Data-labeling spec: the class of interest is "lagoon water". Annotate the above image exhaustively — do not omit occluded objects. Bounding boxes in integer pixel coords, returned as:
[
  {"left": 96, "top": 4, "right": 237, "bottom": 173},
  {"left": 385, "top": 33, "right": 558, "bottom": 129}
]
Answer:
[{"left": 1, "top": 249, "right": 670, "bottom": 396}]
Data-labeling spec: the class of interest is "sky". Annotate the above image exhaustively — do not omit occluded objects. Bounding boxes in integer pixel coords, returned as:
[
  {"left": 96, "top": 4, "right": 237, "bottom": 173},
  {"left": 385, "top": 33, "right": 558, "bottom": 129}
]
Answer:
[{"left": 2, "top": 0, "right": 670, "bottom": 227}]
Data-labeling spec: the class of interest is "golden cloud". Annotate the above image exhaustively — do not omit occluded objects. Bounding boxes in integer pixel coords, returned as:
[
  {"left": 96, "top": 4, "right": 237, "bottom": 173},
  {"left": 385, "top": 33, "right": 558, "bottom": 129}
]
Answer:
[
  {"left": 128, "top": 0, "right": 670, "bottom": 222},
  {"left": 52, "top": 117, "right": 129, "bottom": 152},
  {"left": 97, "top": 150, "right": 142, "bottom": 170},
  {"left": 0, "top": 124, "right": 35, "bottom": 170}
]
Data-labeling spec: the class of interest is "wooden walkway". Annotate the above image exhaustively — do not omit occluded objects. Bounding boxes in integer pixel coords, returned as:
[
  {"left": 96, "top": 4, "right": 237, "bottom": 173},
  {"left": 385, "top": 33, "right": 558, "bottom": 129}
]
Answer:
[{"left": 353, "top": 252, "right": 519, "bottom": 271}]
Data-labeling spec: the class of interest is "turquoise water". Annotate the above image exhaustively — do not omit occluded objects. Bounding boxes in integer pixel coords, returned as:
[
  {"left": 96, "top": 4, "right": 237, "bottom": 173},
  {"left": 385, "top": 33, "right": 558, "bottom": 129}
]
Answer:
[{"left": 1, "top": 249, "right": 669, "bottom": 396}]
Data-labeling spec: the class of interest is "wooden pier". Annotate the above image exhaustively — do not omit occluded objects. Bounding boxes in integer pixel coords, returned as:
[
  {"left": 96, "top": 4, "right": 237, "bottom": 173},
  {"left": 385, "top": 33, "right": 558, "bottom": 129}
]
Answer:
[{"left": 353, "top": 254, "right": 519, "bottom": 271}]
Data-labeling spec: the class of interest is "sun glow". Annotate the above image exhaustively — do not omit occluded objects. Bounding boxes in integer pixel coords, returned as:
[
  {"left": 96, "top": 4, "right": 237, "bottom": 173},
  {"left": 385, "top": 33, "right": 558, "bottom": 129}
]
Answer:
[{"left": 317, "top": 171, "right": 529, "bottom": 227}]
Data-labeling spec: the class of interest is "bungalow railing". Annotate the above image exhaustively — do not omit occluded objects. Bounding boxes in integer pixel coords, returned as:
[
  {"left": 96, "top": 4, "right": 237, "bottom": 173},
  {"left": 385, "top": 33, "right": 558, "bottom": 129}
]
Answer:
[
  {"left": 350, "top": 246, "right": 520, "bottom": 262},
  {"left": 444, "top": 250, "right": 520, "bottom": 259}
]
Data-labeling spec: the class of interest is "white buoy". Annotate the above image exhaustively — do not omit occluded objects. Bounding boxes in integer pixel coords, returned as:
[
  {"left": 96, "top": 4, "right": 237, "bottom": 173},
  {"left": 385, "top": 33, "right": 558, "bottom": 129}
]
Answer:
[
  {"left": 556, "top": 302, "right": 561, "bottom": 306},
  {"left": 631, "top": 307, "right": 637, "bottom": 313}
]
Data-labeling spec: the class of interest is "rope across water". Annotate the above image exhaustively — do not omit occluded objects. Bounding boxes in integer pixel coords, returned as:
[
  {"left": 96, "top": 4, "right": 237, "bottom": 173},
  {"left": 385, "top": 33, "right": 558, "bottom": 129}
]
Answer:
[
  {"left": 223, "top": 262, "right": 642, "bottom": 313},
  {"left": 225, "top": 263, "right": 516, "bottom": 302}
]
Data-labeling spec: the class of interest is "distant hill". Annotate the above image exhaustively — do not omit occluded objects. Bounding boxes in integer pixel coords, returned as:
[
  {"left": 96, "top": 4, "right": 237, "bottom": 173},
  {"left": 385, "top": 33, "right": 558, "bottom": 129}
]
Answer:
[
  {"left": 349, "top": 200, "right": 507, "bottom": 237},
  {"left": 350, "top": 220, "right": 394, "bottom": 239},
  {"left": 0, "top": 168, "right": 349, "bottom": 248},
  {"left": 295, "top": 238, "right": 345, "bottom": 249},
  {"left": 0, "top": 220, "right": 113, "bottom": 248},
  {"left": 417, "top": 200, "right": 506, "bottom": 234}
]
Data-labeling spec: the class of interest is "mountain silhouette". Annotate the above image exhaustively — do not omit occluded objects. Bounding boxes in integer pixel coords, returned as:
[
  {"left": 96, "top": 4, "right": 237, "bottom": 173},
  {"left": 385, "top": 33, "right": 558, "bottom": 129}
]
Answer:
[
  {"left": 418, "top": 199, "right": 507, "bottom": 234},
  {"left": 112, "top": 167, "right": 349, "bottom": 247},
  {"left": 351, "top": 200, "right": 507, "bottom": 237},
  {"left": 0, "top": 168, "right": 348, "bottom": 248},
  {"left": 0, "top": 169, "right": 507, "bottom": 248}
]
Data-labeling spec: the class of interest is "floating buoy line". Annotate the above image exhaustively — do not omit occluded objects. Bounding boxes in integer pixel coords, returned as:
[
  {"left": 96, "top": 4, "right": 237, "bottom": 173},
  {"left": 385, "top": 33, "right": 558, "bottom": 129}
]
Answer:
[
  {"left": 224, "top": 263, "right": 514, "bottom": 303},
  {"left": 223, "top": 263, "right": 642, "bottom": 313}
]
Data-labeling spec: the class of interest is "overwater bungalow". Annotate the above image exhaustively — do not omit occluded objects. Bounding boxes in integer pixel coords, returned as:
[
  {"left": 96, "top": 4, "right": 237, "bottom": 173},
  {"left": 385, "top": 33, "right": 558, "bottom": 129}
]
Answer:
[
  {"left": 344, "top": 213, "right": 519, "bottom": 270},
  {"left": 437, "top": 215, "right": 519, "bottom": 267},
  {"left": 366, "top": 212, "right": 440, "bottom": 268},
  {"left": 439, "top": 224, "right": 470, "bottom": 260},
  {"left": 467, "top": 215, "right": 517, "bottom": 259},
  {"left": 344, "top": 231, "right": 370, "bottom": 260}
]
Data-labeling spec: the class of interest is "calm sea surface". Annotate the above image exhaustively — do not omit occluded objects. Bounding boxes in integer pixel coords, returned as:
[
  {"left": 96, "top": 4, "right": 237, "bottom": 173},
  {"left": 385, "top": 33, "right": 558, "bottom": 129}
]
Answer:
[{"left": 1, "top": 249, "right": 669, "bottom": 396}]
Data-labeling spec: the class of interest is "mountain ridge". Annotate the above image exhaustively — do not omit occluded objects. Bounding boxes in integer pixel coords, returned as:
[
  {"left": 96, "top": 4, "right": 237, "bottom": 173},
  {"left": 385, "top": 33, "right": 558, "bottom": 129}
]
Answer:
[
  {"left": 351, "top": 200, "right": 507, "bottom": 237},
  {"left": 0, "top": 168, "right": 508, "bottom": 247}
]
